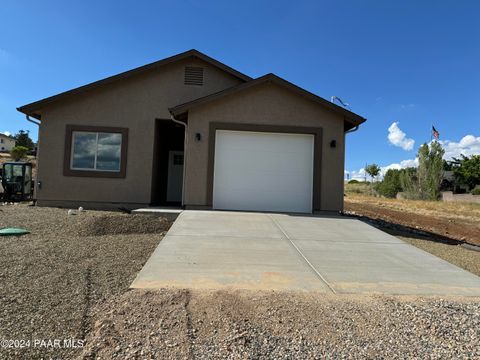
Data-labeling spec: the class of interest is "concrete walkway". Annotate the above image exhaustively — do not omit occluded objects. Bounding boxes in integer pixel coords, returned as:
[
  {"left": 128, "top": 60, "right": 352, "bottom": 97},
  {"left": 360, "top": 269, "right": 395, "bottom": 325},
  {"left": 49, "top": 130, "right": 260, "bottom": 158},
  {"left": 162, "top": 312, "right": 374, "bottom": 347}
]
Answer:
[{"left": 131, "top": 211, "right": 480, "bottom": 296}]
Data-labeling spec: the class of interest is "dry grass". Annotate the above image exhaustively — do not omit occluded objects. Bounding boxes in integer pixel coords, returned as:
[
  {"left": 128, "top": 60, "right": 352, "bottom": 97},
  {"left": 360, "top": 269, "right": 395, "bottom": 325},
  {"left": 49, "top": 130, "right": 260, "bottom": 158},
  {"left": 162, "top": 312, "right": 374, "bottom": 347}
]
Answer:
[
  {"left": 346, "top": 192, "right": 480, "bottom": 223},
  {"left": 344, "top": 181, "right": 371, "bottom": 195}
]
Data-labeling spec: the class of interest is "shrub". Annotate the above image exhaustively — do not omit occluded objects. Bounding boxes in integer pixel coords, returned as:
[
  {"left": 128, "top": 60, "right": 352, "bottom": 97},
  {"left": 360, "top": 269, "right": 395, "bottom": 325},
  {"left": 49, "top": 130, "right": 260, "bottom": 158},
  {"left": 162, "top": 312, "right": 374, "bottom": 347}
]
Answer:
[
  {"left": 348, "top": 179, "right": 360, "bottom": 184},
  {"left": 471, "top": 187, "right": 480, "bottom": 195},
  {"left": 10, "top": 146, "right": 29, "bottom": 161},
  {"left": 377, "top": 169, "right": 402, "bottom": 198}
]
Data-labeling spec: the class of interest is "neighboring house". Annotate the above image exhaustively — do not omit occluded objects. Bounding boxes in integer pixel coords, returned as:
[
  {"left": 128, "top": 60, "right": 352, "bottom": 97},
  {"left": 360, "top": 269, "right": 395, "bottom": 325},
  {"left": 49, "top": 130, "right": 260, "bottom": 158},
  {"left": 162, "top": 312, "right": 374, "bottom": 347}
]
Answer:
[
  {"left": 17, "top": 49, "right": 366, "bottom": 213},
  {"left": 0, "top": 133, "right": 15, "bottom": 152},
  {"left": 442, "top": 170, "right": 470, "bottom": 193}
]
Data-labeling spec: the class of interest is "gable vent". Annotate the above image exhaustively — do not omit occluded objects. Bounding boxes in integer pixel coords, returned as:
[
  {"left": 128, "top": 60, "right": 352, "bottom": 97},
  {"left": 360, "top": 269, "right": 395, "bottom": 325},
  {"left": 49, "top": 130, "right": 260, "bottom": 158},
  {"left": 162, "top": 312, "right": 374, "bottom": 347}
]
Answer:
[{"left": 184, "top": 66, "right": 204, "bottom": 86}]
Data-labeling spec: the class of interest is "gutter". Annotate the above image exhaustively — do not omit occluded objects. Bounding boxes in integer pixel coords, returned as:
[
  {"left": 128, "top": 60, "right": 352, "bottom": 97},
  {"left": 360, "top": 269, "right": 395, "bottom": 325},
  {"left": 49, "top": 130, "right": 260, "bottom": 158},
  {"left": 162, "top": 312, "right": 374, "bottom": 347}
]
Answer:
[
  {"left": 170, "top": 114, "right": 188, "bottom": 207},
  {"left": 345, "top": 125, "right": 360, "bottom": 134},
  {"left": 26, "top": 115, "right": 41, "bottom": 126}
]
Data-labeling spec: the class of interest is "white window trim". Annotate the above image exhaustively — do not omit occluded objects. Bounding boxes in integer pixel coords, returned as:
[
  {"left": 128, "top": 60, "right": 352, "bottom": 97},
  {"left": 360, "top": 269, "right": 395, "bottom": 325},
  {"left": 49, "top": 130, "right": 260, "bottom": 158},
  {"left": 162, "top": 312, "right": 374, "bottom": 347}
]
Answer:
[{"left": 70, "top": 131, "right": 122, "bottom": 172}]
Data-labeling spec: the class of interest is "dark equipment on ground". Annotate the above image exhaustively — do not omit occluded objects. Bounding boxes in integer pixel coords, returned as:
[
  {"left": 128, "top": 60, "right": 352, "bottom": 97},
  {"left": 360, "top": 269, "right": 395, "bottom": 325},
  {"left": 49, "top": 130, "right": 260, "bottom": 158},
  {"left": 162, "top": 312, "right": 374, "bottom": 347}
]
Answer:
[{"left": 0, "top": 162, "right": 34, "bottom": 202}]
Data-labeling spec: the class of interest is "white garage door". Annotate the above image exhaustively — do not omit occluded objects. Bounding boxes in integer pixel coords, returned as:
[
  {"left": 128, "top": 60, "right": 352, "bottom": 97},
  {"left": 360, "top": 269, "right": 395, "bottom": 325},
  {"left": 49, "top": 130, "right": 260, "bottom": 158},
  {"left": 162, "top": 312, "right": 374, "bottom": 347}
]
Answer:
[{"left": 213, "top": 130, "right": 314, "bottom": 213}]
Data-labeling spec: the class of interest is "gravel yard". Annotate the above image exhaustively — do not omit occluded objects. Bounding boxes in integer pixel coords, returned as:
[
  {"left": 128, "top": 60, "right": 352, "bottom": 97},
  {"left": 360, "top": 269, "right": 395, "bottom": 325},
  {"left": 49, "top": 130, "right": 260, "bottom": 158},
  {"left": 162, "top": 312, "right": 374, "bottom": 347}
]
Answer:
[
  {"left": 0, "top": 204, "right": 171, "bottom": 359},
  {"left": 81, "top": 290, "right": 480, "bottom": 359},
  {"left": 1, "top": 204, "right": 479, "bottom": 359}
]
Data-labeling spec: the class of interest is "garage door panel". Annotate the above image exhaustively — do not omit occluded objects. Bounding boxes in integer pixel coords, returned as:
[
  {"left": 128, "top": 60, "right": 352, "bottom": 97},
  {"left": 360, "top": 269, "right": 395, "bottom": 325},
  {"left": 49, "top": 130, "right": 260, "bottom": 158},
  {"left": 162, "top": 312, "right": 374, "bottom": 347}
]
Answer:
[
  {"left": 214, "top": 174, "right": 311, "bottom": 195},
  {"left": 214, "top": 187, "right": 312, "bottom": 213},
  {"left": 215, "top": 151, "right": 310, "bottom": 173},
  {"left": 214, "top": 168, "right": 312, "bottom": 186},
  {"left": 213, "top": 130, "right": 314, "bottom": 213}
]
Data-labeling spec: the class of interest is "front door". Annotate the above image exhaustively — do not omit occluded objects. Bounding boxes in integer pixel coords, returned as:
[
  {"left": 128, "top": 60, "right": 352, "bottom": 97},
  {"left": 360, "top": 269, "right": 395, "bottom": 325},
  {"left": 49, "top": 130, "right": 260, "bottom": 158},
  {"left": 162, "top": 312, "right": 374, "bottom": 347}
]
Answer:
[{"left": 167, "top": 151, "right": 184, "bottom": 202}]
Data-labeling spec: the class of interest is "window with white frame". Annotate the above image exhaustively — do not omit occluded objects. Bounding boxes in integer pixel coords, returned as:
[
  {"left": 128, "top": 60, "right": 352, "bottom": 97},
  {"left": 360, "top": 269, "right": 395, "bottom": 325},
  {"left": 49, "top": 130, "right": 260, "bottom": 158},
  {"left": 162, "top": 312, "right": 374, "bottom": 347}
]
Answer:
[{"left": 71, "top": 131, "right": 122, "bottom": 171}]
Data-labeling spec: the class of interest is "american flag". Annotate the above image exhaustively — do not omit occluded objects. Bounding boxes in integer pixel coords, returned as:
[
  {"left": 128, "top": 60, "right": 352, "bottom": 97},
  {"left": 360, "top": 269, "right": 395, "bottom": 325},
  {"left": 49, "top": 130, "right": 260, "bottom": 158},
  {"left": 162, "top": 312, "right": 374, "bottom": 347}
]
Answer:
[{"left": 432, "top": 125, "right": 440, "bottom": 140}]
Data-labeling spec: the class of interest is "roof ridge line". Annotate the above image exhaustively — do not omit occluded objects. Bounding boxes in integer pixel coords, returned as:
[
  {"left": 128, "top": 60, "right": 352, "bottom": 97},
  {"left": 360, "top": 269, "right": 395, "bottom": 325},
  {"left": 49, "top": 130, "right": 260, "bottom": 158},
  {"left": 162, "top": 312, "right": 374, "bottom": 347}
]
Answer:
[{"left": 17, "top": 49, "right": 251, "bottom": 119}]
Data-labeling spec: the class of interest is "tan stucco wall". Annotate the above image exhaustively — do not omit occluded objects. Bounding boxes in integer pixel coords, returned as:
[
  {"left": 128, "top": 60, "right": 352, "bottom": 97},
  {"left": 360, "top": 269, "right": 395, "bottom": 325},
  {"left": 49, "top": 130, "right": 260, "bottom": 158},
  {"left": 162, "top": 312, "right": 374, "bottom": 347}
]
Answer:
[
  {"left": 184, "top": 82, "right": 346, "bottom": 211},
  {"left": 35, "top": 58, "right": 243, "bottom": 207}
]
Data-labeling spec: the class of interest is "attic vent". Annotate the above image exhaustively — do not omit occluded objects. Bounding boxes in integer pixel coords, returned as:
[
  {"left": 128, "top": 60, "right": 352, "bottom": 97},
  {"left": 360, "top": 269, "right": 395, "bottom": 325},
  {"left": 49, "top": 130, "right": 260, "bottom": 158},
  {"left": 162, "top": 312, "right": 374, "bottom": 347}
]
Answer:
[{"left": 184, "top": 66, "right": 204, "bottom": 86}]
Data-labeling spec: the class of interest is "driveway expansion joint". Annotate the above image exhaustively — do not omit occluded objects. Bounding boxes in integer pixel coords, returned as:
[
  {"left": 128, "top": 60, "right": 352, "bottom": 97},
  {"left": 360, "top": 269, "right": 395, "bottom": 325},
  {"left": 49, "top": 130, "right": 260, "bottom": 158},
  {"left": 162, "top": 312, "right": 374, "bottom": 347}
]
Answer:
[{"left": 268, "top": 215, "right": 337, "bottom": 294}]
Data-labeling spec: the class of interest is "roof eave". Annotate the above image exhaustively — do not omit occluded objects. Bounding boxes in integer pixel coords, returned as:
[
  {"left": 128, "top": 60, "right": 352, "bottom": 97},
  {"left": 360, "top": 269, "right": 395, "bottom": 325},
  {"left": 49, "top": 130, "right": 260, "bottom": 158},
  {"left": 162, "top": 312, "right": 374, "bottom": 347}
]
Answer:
[
  {"left": 170, "top": 74, "right": 367, "bottom": 132},
  {"left": 16, "top": 107, "right": 42, "bottom": 120},
  {"left": 17, "top": 49, "right": 251, "bottom": 117}
]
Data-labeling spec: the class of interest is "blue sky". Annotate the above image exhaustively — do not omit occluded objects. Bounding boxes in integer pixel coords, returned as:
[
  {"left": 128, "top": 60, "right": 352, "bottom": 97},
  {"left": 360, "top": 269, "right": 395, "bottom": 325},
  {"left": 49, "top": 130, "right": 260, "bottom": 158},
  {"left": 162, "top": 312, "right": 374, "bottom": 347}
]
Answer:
[{"left": 1, "top": 0, "right": 479, "bottom": 176}]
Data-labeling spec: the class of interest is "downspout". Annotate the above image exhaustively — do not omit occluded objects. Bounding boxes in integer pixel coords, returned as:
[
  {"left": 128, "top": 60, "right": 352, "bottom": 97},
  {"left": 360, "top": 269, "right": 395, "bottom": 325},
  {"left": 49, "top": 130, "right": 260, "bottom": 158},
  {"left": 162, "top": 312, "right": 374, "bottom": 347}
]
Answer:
[
  {"left": 25, "top": 115, "right": 41, "bottom": 205},
  {"left": 170, "top": 114, "right": 188, "bottom": 208}
]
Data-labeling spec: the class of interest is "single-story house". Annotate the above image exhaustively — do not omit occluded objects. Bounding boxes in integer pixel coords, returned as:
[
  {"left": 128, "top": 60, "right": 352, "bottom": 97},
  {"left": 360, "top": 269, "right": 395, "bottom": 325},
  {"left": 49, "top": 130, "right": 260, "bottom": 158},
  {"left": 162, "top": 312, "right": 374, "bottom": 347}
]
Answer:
[
  {"left": 17, "top": 49, "right": 366, "bottom": 213},
  {"left": 0, "top": 133, "right": 15, "bottom": 152}
]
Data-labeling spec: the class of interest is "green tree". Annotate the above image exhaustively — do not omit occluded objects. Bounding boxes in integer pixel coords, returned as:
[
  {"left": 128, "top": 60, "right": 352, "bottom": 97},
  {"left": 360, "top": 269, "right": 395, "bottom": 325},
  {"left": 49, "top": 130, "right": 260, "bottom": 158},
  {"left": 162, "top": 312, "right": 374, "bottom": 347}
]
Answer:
[
  {"left": 365, "top": 164, "right": 381, "bottom": 195},
  {"left": 14, "top": 130, "right": 35, "bottom": 150},
  {"left": 365, "top": 164, "right": 381, "bottom": 182},
  {"left": 10, "top": 146, "right": 29, "bottom": 161},
  {"left": 416, "top": 141, "right": 445, "bottom": 200},
  {"left": 452, "top": 155, "right": 480, "bottom": 191},
  {"left": 443, "top": 160, "right": 453, "bottom": 171}
]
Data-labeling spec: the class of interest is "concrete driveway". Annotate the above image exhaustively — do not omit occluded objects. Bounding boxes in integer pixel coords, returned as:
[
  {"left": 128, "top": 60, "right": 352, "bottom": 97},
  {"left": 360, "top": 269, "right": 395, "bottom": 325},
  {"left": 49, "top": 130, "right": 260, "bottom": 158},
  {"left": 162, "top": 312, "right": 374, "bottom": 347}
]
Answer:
[{"left": 131, "top": 211, "right": 480, "bottom": 296}]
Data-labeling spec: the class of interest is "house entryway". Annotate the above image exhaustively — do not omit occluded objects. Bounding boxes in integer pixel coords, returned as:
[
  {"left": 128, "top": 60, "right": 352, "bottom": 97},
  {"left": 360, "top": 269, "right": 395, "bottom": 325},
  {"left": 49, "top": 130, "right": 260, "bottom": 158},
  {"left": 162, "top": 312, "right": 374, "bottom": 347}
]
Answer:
[{"left": 151, "top": 119, "right": 184, "bottom": 205}]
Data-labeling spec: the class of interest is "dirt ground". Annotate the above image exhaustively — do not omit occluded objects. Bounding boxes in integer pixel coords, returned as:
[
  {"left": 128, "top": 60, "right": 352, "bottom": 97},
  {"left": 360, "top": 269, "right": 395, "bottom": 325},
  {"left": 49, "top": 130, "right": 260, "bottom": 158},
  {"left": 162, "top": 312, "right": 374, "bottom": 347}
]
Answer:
[
  {"left": 81, "top": 290, "right": 480, "bottom": 359},
  {"left": 0, "top": 204, "right": 171, "bottom": 359},
  {"left": 0, "top": 204, "right": 479, "bottom": 359},
  {"left": 344, "top": 193, "right": 480, "bottom": 246}
]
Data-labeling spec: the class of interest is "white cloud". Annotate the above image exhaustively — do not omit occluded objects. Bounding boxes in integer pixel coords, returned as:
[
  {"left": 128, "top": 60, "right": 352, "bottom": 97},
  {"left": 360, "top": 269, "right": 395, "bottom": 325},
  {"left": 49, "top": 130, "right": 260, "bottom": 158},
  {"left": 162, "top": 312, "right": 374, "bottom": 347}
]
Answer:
[
  {"left": 380, "top": 158, "right": 418, "bottom": 176},
  {"left": 346, "top": 134, "right": 479, "bottom": 181},
  {"left": 440, "top": 135, "right": 480, "bottom": 160},
  {"left": 2, "top": 131, "right": 11, "bottom": 136},
  {"left": 345, "top": 168, "right": 366, "bottom": 181},
  {"left": 387, "top": 122, "right": 415, "bottom": 151},
  {"left": 345, "top": 159, "right": 418, "bottom": 181}
]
